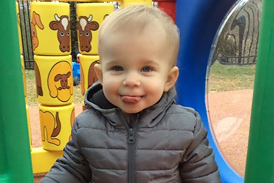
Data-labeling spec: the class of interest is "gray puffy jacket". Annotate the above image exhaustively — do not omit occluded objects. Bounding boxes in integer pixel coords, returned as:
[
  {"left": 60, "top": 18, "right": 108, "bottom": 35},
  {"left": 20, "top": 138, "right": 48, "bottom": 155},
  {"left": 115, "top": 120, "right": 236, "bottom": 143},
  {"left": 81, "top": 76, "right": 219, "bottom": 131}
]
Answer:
[{"left": 40, "top": 82, "right": 221, "bottom": 183}]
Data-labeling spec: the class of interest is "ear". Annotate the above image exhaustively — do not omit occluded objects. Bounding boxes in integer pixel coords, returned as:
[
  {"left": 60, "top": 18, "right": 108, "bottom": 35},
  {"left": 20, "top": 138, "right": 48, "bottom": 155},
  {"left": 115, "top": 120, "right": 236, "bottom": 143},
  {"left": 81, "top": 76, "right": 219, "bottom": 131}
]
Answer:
[
  {"left": 54, "top": 74, "right": 61, "bottom": 82},
  {"left": 94, "top": 63, "right": 103, "bottom": 83},
  {"left": 164, "top": 66, "right": 179, "bottom": 92},
  {"left": 49, "top": 21, "right": 59, "bottom": 30}
]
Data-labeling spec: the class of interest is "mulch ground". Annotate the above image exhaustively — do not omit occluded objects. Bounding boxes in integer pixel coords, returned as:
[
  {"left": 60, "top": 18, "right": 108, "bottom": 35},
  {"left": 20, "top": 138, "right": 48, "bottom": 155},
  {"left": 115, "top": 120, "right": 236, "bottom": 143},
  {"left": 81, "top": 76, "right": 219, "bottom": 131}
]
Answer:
[{"left": 30, "top": 89, "right": 252, "bottom": 182}]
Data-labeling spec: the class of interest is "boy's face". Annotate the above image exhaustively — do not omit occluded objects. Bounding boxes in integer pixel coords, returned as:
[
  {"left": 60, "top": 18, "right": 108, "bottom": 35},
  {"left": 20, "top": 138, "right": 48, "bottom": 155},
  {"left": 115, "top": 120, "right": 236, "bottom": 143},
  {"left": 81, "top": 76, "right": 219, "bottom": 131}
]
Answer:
[{"left": 95, "top": 25, "right": 178, "bottom": 114}]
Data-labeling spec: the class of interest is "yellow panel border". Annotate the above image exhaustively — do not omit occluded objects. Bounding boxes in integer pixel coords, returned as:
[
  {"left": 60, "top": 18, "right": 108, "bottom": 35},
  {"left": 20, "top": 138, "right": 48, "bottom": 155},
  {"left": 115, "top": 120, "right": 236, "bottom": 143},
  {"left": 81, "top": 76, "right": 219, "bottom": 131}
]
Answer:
[{"left": 31, "top": 147, "right": 63, "bottom": 174}]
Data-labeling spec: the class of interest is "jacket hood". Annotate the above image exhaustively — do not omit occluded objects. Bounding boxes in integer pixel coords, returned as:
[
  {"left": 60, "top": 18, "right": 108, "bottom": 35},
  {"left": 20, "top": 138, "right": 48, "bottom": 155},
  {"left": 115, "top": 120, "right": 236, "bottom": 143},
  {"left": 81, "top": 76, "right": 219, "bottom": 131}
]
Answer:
[{"left": 84, "top": 82, "right": 177, "bottom": 127}]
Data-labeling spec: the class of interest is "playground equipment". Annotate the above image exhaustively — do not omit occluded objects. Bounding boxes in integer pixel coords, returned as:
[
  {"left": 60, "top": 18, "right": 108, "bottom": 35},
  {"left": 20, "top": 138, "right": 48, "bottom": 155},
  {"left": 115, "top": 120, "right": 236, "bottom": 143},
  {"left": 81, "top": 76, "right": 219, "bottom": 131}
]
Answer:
[
  {"left": 176, "top": 1, "right": 243, "bottom": 182},
  {"left": 31, "top": 4, "right": 75, "bottom": 170},
  {"left": 176, "top": 0, "right": 274, "bottom": 182},
  {"left": 0, "top": 1, "right": 33, "bottom": 182},
  {"left": 76, "top": 3, "right": 113, "bottom": 108},
  {"left": 244, "top": 0, "right": 274, "bottom": 182},
  {"left": 1, "top": 0, "right": 274, "bottom": 182}
]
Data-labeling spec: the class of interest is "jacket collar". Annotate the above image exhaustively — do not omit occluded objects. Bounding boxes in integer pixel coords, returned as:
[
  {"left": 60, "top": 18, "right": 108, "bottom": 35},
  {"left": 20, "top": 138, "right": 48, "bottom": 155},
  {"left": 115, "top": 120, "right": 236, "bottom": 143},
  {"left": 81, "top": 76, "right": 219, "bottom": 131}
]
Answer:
[{"left": 84, "top": 82, "right": 176, "bottom": 128}]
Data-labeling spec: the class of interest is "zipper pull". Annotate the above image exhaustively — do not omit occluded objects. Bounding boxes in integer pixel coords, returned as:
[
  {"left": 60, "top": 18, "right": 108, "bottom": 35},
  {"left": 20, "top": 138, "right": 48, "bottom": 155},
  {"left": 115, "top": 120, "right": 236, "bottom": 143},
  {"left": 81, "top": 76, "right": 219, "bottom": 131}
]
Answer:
[{"left": 128, "top": 128, "right": 135, "bottom": 144}]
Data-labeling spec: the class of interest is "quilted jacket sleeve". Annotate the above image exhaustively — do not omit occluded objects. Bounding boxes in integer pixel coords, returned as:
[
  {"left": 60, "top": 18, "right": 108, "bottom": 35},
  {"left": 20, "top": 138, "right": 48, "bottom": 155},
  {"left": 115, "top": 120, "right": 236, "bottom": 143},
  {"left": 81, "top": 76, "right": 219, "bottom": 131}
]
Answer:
[
  {"left": 179, "top": 110, "right": 221, "bottom": 183},
  {"left": 39, "top": 120, "right": 91, "bottom": 183}
]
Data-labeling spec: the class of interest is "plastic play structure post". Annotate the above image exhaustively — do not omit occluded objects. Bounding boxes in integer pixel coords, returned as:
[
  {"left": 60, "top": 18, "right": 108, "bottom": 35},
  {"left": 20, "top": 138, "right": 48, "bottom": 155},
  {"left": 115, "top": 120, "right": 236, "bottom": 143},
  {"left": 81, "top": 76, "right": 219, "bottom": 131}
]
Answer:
[
  {"left": 0, "top": 1, "right": 34, "bottom": 183},
  {"left": 244, "top": 0, "right": 274, "bottom": 182}
]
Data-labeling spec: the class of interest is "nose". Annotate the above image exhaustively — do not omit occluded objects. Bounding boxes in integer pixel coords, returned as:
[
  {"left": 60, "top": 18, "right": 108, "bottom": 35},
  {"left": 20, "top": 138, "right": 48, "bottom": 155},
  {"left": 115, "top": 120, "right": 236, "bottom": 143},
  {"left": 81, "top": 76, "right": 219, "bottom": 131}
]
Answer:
[{"left": 122, "top": 72, "right": 141, "bottom": 87}]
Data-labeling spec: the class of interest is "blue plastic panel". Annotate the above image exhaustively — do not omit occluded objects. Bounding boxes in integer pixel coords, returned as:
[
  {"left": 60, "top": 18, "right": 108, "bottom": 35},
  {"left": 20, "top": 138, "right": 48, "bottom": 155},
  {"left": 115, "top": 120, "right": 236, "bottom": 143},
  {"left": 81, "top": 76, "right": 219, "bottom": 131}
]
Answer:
[{"left": 175, "top": 1, "right": 244, "bottom": 182}]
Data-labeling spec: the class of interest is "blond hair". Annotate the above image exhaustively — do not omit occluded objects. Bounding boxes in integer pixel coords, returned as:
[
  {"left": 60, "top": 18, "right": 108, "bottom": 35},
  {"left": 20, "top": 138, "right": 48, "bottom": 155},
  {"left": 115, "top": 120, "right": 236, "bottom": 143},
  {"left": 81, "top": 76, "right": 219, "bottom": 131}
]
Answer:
[{"left": 98, "top": 5, "right": 179, "bottom": 66}]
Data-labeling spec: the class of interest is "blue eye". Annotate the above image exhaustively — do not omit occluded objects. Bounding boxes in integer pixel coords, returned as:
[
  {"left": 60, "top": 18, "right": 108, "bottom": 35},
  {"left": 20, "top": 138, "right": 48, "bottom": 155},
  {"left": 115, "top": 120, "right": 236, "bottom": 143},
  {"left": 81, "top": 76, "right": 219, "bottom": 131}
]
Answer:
[
  {"left": 113, "top": 66, "right": 124, "bottom": 71},
  {"left": 141, "top": 66, "right": 152, "bottom": 72}
]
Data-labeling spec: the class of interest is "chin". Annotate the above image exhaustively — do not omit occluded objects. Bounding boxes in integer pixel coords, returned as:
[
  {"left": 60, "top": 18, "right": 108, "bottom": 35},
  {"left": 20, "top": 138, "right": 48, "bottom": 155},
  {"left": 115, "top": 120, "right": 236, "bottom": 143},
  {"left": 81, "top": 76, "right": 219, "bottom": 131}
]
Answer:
[
  {"left": 122, "top": 108, "right": 143, "bottom": 114},
  {"left": 123, "top": 110, "right": 141, "bottom": 114}
]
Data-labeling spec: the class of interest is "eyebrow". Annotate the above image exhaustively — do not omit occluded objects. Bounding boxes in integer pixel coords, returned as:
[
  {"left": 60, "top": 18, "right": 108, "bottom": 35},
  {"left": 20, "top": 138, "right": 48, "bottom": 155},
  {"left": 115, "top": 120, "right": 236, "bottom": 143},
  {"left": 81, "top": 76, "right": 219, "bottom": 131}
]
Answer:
[
  {"left": 142, "top": 60, "right": 160, "bottom": 67},
  {"left": 104, "top": 59, "right": 161, "bottom": 67},
  {"left": 104, "top": 60, "right": 121, "bottom": 66}
]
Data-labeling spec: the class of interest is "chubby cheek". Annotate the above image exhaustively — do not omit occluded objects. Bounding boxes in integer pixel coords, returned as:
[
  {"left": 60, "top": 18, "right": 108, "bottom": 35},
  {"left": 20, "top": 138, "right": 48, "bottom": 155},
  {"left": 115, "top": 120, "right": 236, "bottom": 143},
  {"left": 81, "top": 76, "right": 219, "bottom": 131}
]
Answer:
[
  {"left": 143, "top": 80, "right": 165, "bottom": 101},
  {"left": 102, "top": 79, "right": 119, "bottom": 102}
]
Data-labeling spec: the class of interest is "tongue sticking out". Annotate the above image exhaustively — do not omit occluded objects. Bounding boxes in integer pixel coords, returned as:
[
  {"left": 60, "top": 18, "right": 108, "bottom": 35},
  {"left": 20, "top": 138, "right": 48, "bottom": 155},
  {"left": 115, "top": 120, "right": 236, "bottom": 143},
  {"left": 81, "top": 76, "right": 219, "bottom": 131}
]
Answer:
[{"left": 121, "top": 96, "right": 141, "bottom": 104}]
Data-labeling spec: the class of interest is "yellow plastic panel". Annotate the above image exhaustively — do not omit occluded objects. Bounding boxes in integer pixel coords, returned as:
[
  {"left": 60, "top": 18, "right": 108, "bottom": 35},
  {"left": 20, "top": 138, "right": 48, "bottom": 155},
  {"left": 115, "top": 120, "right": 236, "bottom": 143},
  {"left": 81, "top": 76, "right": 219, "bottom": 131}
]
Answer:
[
  {"left": 39, "top": 103, "right": 75, "bottom": 151},
  {"left": 122, "top": 0, "right": 152, "bottom": 7},
  {"left": 78, "top": 54, "right": 99, "bottom": 98},
  {"left": 30, "top": 2, "right": 70, "bottom": 55},
  {"left": 31, "top": 147, "right": 63, "bottom": 174},
  {"left": 34, "top": 55, "right": 73, "bottom": 105},
  {"left": 16, "top": 2, "right": 23, "bottom": 54},
  {"left": 76, "top": 3, "right": 114, "bottom": 55}
]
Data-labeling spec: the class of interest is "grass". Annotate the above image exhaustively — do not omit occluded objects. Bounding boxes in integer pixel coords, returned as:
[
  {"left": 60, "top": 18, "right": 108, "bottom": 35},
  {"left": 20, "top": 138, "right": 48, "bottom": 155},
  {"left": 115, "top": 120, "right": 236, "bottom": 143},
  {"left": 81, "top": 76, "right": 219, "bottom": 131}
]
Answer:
[
  {"left": 208, "top": 61, "right": 256, "bottom": 93},
  {"left": 25, "top": 69, "right": 82, "bottom": 106},
  {"left": 25, "top": 61, "right": 256, "bottom": 105}
]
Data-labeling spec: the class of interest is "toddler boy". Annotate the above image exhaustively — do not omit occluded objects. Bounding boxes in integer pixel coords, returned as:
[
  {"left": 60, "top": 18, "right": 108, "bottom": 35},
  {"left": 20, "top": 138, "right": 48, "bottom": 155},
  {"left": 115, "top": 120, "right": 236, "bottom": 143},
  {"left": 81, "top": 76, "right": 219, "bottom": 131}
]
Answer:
[{"left": 40, "top": 5, "right": 221, "bottom": 183}]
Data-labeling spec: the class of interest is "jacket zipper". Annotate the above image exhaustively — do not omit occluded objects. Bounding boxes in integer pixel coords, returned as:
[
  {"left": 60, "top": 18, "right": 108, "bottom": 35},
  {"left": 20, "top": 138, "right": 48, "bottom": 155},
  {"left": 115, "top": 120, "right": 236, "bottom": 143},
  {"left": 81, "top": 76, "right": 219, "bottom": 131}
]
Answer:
[
  {"left": 128, "top": 127, "right": 136, "bottom": 183},
  {"left": 118, "top": 111, "right": 137, "bottom": 183}
]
